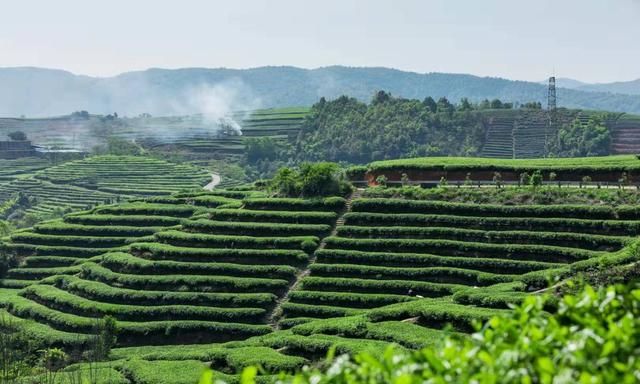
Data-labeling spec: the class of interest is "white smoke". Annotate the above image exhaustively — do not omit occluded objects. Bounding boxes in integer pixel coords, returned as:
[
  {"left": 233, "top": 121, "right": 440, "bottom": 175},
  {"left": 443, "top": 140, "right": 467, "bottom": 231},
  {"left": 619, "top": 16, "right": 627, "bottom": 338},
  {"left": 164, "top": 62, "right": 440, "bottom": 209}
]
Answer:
[
  {"left": 120, "top": 78, "right": 262, "bottom": 145},
  {"left": 182, "top": 81, "right": 252, "bottom": 135}
]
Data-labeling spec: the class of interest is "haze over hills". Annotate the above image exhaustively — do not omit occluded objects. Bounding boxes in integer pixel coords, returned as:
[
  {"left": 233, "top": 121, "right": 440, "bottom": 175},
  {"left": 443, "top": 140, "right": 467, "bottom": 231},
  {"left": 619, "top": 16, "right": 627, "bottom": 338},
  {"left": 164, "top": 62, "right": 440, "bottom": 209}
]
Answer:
[
  {"left": 3, "top": 66, "right": 640, "bottom": 117},
  {"left": 576, "top": 79, "right": 640, "bottom": 96},
  {"left": 544, "top": 77, "right": 640, "bottom": 96}
]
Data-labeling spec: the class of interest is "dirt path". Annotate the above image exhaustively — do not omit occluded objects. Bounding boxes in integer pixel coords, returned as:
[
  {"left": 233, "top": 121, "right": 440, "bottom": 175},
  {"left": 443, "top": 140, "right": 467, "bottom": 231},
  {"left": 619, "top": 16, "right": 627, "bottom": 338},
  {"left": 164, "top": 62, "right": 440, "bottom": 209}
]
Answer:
[
  {"left": 266, "top": 188, "right": 365, "bottom": 328},
  {"left": 203, "top": 173, "right": 221, "bottom": 191}
]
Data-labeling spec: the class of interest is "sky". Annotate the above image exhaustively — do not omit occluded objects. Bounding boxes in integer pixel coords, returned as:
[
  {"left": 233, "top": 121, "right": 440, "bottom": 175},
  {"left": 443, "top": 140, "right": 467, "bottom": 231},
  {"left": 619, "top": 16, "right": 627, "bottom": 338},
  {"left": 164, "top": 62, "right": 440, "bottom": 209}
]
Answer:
[{"left": 1, "top": 0, "right": 639, "bottom": 83}]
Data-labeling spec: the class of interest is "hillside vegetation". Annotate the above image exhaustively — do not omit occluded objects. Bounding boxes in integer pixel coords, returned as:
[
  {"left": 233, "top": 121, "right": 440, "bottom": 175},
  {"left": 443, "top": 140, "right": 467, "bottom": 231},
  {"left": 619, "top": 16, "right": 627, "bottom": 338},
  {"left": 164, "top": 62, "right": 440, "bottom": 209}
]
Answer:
[
  {"left": 360, "top": 155, "right": 640, "bottom": 186},
  {"left": 0, "top": 155, "right": 210, "bottom": 228},
  {"left": 1, "top": 164, "right": 639, "bottom": 382},
  {"left": 294, "top": 93, "right": 628, "bottom": 164}
]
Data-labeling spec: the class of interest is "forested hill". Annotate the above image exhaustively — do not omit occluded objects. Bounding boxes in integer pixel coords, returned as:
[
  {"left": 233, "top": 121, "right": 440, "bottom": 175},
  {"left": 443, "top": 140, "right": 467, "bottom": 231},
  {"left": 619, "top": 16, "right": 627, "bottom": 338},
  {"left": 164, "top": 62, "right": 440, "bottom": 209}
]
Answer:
[
  {"left": 292, "top": 93, "right": 616, "bottom": 164},
  {"left": 2, "top": 66, "right": 640, "bottom": 117}
]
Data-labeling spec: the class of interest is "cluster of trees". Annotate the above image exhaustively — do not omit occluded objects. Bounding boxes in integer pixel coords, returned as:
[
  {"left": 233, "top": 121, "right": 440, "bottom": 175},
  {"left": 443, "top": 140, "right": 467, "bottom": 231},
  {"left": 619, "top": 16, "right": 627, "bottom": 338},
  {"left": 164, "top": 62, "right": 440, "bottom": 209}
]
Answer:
[
  {"left": 288, "top": 93, "right": 615, "bottom": 165},
  {"left": 70, "top": 110, "right": 90, "bottom": 119},
  {"left": 294, "top": 92, "right": 489, "bottom": 163},
  {"left": 92, "top": 137, "right": 145, "bottom": 156},
  {"left": 549, "top": 115, "right": 611, "bottom": 157},
  {"left": 7, "top": 131, "right": 27, "bottom": 141},
  {"left": 243, "top": 137, "right": 294, "bottom": 180},
  {"left": 269, "top": 162, "right": 352, "bottom": 197}
]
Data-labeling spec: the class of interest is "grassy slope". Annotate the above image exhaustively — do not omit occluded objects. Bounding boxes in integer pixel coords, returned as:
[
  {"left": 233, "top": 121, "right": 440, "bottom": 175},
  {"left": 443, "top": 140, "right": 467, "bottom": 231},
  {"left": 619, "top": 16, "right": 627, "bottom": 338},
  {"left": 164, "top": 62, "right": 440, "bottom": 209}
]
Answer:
[{"left": 1, "top": 180, "right": 640, "bottom": 382}]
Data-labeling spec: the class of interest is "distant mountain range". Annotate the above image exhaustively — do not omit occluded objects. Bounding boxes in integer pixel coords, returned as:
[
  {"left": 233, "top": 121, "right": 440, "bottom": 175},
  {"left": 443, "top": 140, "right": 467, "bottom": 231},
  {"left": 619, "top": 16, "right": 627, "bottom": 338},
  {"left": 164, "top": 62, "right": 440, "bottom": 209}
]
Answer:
[
  {"left": 2, "top": 66, "right": 640, "bottom": 117},
  {"left": 545, "top": 77, "right": 640, "bottom": 95}
]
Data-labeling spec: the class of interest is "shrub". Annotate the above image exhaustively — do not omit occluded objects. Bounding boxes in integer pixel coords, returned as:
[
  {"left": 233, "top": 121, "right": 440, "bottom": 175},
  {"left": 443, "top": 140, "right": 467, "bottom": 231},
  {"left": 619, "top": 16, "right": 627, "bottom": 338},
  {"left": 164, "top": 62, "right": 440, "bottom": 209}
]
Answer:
[
  {"left": 155, "top": 230, "right": 320, "bottom": 253},
  {"left": 129, "top": 242, "right": 308, "bottom": 265},
  {"left": 8, "top": 131, "right": 27, "bottom": 141},
  {"left": 530, "top": 170, "right": 543, "bottom": 188},
  {"left": 351, "top": 198, "right": 639, "bottom": 220},
  {"left": 208, "top": 209, "right": 337, "bottom": 225},
  {"left": 182, "top": 219, "right": 331, "bottom": 237},
  {"left": 324, "top": 236, "right": 596, "bottom": 263},
  {"left": 343, "top": 212, "right": 640, "bottom": 236},
  {"left": 243, "top": 197, "right": 346, "bottom": 212},
  {"left": 238, "top": 283, "right": 640, "bottom": 384},
  {"left": 269, "top": 163, "right": 352, "bottom": 198}
]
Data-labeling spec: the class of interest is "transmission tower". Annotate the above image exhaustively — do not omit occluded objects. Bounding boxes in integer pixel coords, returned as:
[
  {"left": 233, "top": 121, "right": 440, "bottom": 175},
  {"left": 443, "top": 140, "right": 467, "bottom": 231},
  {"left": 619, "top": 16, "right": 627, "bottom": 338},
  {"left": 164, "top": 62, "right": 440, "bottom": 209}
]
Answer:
[
  {"left": 547, "top": 76, "right": 557, "bottom": 111},
  {"left": 545, "top": 76, "right": 558, "bottom": 155}
]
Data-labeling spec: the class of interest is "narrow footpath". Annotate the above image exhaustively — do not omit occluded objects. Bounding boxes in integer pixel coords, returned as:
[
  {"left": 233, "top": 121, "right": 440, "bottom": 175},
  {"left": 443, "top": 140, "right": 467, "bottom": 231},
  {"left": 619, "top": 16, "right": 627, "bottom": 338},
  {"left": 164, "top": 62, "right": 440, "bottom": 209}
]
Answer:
[
  {"left": 203, "top": 173, "right": 221, "bottom": 191},
  {"left": 267, "top": 188, "right": 365, "bottom": 328}
]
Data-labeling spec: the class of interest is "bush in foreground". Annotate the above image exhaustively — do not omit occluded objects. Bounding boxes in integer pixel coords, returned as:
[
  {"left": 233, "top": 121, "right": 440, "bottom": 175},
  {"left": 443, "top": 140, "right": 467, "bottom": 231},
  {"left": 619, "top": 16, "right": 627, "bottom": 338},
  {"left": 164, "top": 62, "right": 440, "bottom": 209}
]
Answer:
[{"left": 225, "top": 282, "right": 640, "bottom": 383}]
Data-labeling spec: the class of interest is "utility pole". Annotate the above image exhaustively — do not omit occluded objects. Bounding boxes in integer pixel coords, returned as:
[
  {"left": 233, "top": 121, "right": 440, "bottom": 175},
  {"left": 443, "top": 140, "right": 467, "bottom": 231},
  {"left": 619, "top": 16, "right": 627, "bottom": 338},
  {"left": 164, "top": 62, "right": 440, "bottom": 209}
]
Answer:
[{"left": 545, "top": 76, "right": 558, "bottom": 155}]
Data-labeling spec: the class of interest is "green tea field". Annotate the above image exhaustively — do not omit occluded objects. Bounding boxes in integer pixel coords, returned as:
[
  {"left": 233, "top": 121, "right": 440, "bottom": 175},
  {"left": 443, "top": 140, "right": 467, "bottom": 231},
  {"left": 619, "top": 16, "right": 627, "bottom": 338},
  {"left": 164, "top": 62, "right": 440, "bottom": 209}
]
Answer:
[
  {"left": 0, "top": 155, "right": 211, "bottom": 219},
  {"left": 1, "top": 160, "right": 639, "bottom": 382}
]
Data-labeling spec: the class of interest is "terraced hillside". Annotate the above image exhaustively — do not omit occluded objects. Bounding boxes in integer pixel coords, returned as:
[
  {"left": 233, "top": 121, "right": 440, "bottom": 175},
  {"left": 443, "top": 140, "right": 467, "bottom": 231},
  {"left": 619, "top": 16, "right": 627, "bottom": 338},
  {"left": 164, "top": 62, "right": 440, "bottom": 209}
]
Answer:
[
  {"left": 0, "top": 157, "right": 50, "bottom": 183},
  {"left": 0, "top": 116, "right": 100, "bottom": 150},
  {"left": 38, "top": 155, "right": 210, "bottom": 196},
  {"left": 611, "top": 114, "right": 640, "bottom": 154},
  {"left": 1, "top": 187, "right": 639, "bottom": 383},
  {"left": 480, "top": 112, "right": 515, "bottom": 158},
  {"left": 0, "top": 192, "right": 346, "bottom": 345},
  {"left": 0, "top": 108, "right": 310, "bottom": 163},
  {"left": 138, "top": 108, "right": 309, "bottom": 162},
  {"left": 480, "top": 109, "right": 581, "bottom": 159},
  {"left": 0, "top": 155, "right": 211, "bottom": 217}
]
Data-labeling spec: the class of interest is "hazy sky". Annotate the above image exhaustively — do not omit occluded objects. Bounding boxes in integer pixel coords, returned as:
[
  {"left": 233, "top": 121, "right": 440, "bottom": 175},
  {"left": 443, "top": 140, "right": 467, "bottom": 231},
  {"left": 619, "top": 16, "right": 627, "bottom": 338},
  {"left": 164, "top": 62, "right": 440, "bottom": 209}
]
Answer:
[{"left": 1, "top": 0, "right": 639, "bottom": 83}]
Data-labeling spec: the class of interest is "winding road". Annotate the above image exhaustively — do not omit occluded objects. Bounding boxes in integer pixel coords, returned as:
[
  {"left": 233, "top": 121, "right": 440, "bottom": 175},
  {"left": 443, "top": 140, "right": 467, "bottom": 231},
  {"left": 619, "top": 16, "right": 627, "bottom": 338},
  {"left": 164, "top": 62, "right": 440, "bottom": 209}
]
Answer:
[{"left": 203, "top": 173, "right": 221, "bottom": 191}]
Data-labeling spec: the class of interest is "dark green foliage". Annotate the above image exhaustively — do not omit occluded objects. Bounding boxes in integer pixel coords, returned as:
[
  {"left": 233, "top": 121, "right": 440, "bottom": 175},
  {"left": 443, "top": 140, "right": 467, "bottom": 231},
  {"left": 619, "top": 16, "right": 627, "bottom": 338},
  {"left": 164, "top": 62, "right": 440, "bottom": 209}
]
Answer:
[
  {"left": 315, "top": 249, "right": 561, "bottom": 274},
  {"left": 64, "top": 214, "right": 183, "bottom": 227},
  {"left": 129, "top": 242, "right": 309, "bottom": 265},
  {"left": 155, "top": 230, "right": 319, "bottom": 253},
  {"left": 95, "top": 137, "right": 143, "bottom": 156},
  {"left": 363, "top": 184, "right": 640, "bottom": 206},
  {"left": 288, "top": 291, "right": 415, "bottom": 309},
  {"left": 243, "top": 197, "right": 346, "bottom": 212},
  {"left": 10, "top": 232, "right": 135, "bottom": 248},
  {"left": 48, "top": 275, "right": 277, "bottom": 308},
  {"left": 245, "top": 137, "right": 281, "bottom": 164},
  {"left": 3, "top": 292, "right": 271, "bottom": 342},
  {"left": 79, "top": 262, "right": 289, "bottom": 294},
  {"left": 324, "top": 236, "right": 597, "bottom": 263},
  {"left": 255, "top": 283, "right": 640, "bottom": 384},
  {"left": 343, "top": 212, "right": 640, "bottom": 236},
  {"left": 33, "top": 222, "right": 161, "bottom": 237},
  {"left": 19, "top": 285, "right": 267, "bottom": 323},
  {"left": 295, "top": 94, "right": 485, "bottom": 163},
  {"left": 183, "top": 219, "right": 331, "bottom": 237},
  {"left": 94, "top": 203, "right": 196, "bottom": 217},
  {"left": 300, "top": 276, "right": 460, "bottom": 296},
  {"left": 281, "top": 302, "right": 363, "bottom": 319},
  {"left": 269, "top": 163, "right": 352, "bottom": 198},
  {"left": 352, "top": 198, "right": 640, "bottom": 220},
  {"left": 7, "top": 131, "right": 27, "bottom": 141},
  {"left": 99, "top": 252, "right": 297, "bottom": 280},
  {"left": 337, "top": 225, "right": 630, "bottom": 251},
  {"left": 551, "top": 115, "right": 611, "bottom": 157},
  {"left": 309, "top": 263, "right": 516, "bottom": 286},
  {"left": 208, "top": 209, "right": 338, "bottom": 225}
]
